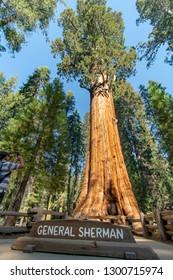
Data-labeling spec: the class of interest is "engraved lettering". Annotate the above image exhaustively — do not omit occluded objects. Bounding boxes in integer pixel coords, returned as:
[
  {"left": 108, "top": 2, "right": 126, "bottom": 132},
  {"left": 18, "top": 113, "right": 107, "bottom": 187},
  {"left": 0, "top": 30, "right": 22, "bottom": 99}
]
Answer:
[
  {"left": 36, "top": 223, "right": 125, "bottom": 240},
  {"left": 116, "top": 228, "right": 124, "bottom": 239},
  {"left": 90, "top": 227, "right": 96, "bottom": 238},
  {"left": 78, "top": 227, "right": 84, "bottom": 237}
]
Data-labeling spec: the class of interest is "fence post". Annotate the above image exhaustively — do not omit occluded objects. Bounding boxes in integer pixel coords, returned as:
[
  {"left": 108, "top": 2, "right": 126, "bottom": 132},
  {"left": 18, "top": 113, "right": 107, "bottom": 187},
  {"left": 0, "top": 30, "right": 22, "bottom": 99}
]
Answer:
[
  {"left": 27, "top": 207, "right": 44, "bottom": 223},
  {"left": 64, "top": 211, "right": 68, "bottom": 219},
  {"left": 35, "top": 207, "right": 44, "bottom": 222},
  {"left": 140, "top": 212, "right": 148, "bottom": 238},
  {"left": 154, "top": 208, "right": 167, "bottom": 241}
]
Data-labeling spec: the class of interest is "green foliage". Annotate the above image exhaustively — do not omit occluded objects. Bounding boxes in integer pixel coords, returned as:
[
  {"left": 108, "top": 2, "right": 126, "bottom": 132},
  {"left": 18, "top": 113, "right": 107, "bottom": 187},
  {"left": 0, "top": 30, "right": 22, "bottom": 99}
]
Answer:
[
  {"left": 0, "top": 66, "right": 86, "bottom": 212},
  {"left": 0, "top": 67, "right": 71, "bottom": 210},
  {"left": 0, "top": 72, "right": 20, "bottom": 132},
  {"left": 0, "top": 0, "right": 65, "bottom": 53},
  {"left": 51, "top": 0, "right": 136, "bottom": 90},
  {"left": 68, "top": 109, "right": 85, "bottom": 172},
  {"left": 65, "top": 92, "right": 86, "bottom": 213},
  {"left": 114, "top": 80, "right": 173, "bottom": 211},
  {"left": 140, "top": 81, "right": 173, "bottom": 167},
  {"left": 19, "top": 67, "right": 50, "bottom": 98},
  {"left": 136, "top": 0, "right": 173, "bottom": 66}
]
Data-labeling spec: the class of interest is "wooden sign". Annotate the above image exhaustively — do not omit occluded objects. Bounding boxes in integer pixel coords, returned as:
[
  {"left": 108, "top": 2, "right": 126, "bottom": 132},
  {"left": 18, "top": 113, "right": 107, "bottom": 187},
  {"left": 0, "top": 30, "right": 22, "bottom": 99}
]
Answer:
[
  {"left": 28, "top": 219, "right": 135, "bottom": 242},
  {"left": 11, "top": 219, "right": 159, "bottom": 259}
]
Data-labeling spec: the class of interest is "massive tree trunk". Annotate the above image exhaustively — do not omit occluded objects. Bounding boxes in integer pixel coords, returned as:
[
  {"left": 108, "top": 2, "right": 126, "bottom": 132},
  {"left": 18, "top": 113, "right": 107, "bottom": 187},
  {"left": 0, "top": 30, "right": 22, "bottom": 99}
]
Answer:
[{"left": 73, "top": 82, "right": 140, "bottom": 219}]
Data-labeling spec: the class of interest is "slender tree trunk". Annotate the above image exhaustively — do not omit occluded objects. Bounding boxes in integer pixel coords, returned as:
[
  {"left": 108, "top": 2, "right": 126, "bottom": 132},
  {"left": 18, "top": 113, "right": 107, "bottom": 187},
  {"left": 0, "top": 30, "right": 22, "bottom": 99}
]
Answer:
[
  {"left": 3, "top": 170, "right": 32, "bottom": 226},
  {"left": 72, "top": 165, "right": 80, "bottom": 211},
  {"left": 67, "top": 163, "right": 72, "bottom": 214},
  {"left": 73, "top": 82, "right": 140, "bottom": 219},
  {"left": 4, "top": 136, "right": 42, "bottom": 226}
]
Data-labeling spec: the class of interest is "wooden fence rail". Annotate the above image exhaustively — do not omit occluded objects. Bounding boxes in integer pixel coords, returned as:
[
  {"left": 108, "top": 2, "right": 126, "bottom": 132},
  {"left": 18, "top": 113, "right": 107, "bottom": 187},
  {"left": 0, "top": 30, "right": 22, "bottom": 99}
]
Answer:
[
  {"left": 0, "top": 207, "right": 173, "bottom": 242},
  {"left": 75, "top": 210, "right": 173, "bottom": 241},
  {"left": 26, "top": 207, "right": 68, "bottom": 226},
  {"left": 0, "top": 207, "right": 68, "bottom": 235},
  {"left": 140, "top": 209, "right": 173, "bottom": 241},
  {"left": 78, "top": 214, "right": 143, "bottom": 236}
]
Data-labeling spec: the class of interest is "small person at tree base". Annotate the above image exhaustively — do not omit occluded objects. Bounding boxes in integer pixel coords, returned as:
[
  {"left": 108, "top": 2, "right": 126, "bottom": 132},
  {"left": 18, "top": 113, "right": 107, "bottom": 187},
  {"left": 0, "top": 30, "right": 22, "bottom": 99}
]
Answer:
[{"left": 0, "top": 151, "right": 24, "bottom": 205}]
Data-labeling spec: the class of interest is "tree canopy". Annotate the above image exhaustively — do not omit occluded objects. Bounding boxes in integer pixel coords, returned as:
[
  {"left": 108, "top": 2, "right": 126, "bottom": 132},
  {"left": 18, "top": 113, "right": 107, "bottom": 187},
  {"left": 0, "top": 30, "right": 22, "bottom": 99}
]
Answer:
[
  {"left": 0, "top": 0, "right": 65, "bottom": 53},
  {"left": 136, "top": 0, "right": 173, "bottom": 66},
  {"left": 51, "top": 0, "right": 136, "bottom": 90}
]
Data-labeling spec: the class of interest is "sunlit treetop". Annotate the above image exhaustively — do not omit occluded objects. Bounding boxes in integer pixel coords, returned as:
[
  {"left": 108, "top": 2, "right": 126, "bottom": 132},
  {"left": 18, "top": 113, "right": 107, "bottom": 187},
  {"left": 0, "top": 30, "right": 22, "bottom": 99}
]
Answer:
[{"left": 51, "top": 0, "right": 137, "bottom": 91}]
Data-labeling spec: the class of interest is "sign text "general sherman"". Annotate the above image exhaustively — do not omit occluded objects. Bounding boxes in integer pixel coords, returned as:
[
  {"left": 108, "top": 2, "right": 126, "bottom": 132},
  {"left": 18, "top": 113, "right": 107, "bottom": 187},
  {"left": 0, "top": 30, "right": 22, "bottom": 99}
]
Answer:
[{"left": 37, "top": 225, "right": 124, "bottom": 240}]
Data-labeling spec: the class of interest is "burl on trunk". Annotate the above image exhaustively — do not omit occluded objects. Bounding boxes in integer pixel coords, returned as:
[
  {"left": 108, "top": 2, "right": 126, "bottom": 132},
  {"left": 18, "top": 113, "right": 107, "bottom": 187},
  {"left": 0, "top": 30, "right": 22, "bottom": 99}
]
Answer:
[{"left": 74, "top": 82, "right": 140, "bottom": 219}]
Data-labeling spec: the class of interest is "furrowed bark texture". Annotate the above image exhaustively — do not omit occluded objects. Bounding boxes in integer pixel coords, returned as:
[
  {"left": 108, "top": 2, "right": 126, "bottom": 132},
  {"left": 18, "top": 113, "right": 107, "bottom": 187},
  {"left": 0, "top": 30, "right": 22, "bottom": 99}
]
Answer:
[{"left": 73, "top": 84, "right": 140, "bottom": 219}]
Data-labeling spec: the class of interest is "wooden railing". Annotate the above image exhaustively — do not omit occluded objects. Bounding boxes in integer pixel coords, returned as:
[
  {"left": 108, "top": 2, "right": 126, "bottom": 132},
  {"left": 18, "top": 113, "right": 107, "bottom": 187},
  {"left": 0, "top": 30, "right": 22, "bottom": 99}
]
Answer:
[
  {"left": 78, "top": 214, "right": 143, "bottom": 235},
  {"left": 78, "top": 210, "right": 173, "bottom": 241},
  {"left": 1, "top": 207, "right": 173, "bottom": 242},
  {"left": 26, "top": 207, "right": 68, "bottom": 227},
  {"left": 140, "top": 209, "right": 173, "bottom": 241},
  {"left": 0, "top": 207, "right": 68, "bottom": 234}
]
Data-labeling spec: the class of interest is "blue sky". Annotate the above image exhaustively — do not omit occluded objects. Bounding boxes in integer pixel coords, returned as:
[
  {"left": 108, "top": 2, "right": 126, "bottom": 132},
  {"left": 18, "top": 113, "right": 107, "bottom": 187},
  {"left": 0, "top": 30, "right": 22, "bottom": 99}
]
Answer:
[{"left": 1, "top": 0, "right": 172, "bottom": 119}]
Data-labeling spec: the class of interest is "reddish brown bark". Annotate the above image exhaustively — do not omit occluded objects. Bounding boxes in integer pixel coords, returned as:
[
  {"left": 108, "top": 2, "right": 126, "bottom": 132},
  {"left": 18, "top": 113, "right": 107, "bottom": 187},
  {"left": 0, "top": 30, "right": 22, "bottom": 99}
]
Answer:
[{"left": 73, "top": 83, "right": 140, "bottom": 219}]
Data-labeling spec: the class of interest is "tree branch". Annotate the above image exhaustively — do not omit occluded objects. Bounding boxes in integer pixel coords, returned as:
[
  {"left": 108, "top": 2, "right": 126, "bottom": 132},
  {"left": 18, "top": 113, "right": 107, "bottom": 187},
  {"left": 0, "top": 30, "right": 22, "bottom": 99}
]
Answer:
[{"left": 0, "top": 13, "right": 17, "bottom": 28}]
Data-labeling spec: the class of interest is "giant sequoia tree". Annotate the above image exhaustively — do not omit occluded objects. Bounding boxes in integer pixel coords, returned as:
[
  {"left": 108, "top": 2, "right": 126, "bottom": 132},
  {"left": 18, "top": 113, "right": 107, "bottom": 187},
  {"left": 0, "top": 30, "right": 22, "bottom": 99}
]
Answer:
[{"left": 52, "top": 0, "right": 140, "bottom": 218}]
